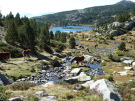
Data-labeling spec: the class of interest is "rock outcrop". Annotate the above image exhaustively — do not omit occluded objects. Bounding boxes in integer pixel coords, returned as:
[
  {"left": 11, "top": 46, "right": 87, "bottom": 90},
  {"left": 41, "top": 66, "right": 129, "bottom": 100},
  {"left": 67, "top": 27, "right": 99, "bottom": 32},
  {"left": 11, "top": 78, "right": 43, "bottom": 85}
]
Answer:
[{"left": 90, "top": 79, "right": 122, "bottom": 101}]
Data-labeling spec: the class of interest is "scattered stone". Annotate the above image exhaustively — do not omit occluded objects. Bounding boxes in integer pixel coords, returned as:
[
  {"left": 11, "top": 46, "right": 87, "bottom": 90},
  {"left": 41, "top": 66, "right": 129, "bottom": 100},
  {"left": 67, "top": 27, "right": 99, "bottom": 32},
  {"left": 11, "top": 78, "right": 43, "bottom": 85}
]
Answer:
[
  {"left": 90, "top": 79, "right": 122, "bottom": 101},
  {"left": 41, "top": 81, "right": 54, "bottom": 87},
  {"left": 35, "top": 91, "right": 47, "bottom": 98},
  {"left": 124, "top": 67, "right": 134, "bottom": 71},
  {"left": 118, "top": 71, "right": 128, "bottom": 76},
  {"left": 81, "top": 80, "right": 94, "bottom": 88},
  {"left": 41, "top": 96, "right": 56, "bottom": 101},
  {"left": 123, "top": 60, "right": 134, "bottom": 64},
  {"left": 9, "top": 97, "right": 22, "bottom": 101},
  {"left": 72, "top": 72, "right": 91, "bottom": 82},
  {"left": 112, "top": 22, "right": 122, "bottom": 28},
  {"left": 131, "top": 88, "right": 135, "bottom": 90},
  {"left": 74, "top": 84, "right": 84, "bottom": 90},
  {"left": 64, "top": 78, "right": 78, "bottom": 84},
  {"left": 132, "top": 62, "right": 135, "bottom": 67},
  {"left": 120, "top": 57, "right": 130, "bottom": 62}
]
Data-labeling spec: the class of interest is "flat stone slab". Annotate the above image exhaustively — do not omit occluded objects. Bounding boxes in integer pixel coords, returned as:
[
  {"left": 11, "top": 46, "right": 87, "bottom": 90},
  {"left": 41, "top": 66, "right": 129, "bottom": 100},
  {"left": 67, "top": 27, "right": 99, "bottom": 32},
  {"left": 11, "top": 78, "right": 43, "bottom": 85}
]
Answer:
[
  {"left": 70, "top": 68, "right": 82, "bottom": 74},
  {"left": 123, "top": 60, "right": 134, "bottom": 64},
  {"left": 124, "top": 67, "right": 134, "bottom": 70},
  {"left": 118, "top": 71, "right": 128, "bottom": 76}
]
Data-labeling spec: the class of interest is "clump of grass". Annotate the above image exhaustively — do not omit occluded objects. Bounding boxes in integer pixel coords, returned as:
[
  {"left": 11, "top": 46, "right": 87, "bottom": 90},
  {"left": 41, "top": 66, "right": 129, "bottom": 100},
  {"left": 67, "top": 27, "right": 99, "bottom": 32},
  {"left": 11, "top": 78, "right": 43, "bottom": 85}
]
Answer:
[
  {"left": 0, "top": 86, "right": 7, "bottom": 101},
  {"left": 55, "top": 81, "right": 69, "bottom": 85},
  {"left": 108, "top": 54, "right": 120, "bottom": 62},
  {"left": 7, "top": 82, "right": 37, "bottom": 91},
  {"left": 118, "top": 80, "right": 135, "bottom": 101},
  {"left": 100, "top": 62, "right": 106, "bottom": 66}
]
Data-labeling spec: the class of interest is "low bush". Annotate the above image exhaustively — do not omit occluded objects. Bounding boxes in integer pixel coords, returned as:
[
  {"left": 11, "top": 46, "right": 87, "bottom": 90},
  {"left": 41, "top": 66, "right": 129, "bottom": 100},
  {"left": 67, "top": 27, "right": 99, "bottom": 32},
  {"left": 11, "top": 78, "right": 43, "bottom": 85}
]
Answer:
[
  {"left": 0, "top": 42, "right": 22, "bottom": 57},
  {"left": 108, "top": 54, "right": 120, "bottom": 62},
  {"left": 7, "top": 82, "right": 37, "bottom": 91},
  {"left": 107, "top": 74, "right": 114, "bottom": 81},
  {"left": 0, "top": 86, "right": 7, "bottom": 101}
]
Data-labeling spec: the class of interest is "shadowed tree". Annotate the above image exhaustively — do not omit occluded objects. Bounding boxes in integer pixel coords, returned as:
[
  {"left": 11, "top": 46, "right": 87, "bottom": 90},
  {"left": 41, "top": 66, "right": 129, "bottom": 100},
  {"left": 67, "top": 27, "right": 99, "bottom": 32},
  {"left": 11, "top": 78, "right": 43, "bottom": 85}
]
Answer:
[
  {"left": 69, "top": 37, "right": 76, "bottom": 49},
  {"left": 5, "top": 21, "right": 18, "bottom": 45}
]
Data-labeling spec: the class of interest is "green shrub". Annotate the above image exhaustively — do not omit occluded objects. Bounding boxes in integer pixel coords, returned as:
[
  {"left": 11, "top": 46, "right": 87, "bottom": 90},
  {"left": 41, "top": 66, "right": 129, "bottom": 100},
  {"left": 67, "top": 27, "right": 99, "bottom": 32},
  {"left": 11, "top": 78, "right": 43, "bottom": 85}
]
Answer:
[
  {"left": 108, "top": 54, "right": 113, "bottom": 60},
  {"left": 65, "top": 93, "right": 74, "bottom": 100},
  {"left": 48, "top": 60, "right": 60, "bottom": 67},
  {"left": 118, "top": 42, "right": 126, "bottom": 50},
  {"left": 108, "top": 54, "right": 120, "bottom": 62},
  {"left": 30, "top": 67, "right": 36, "bottom": 72},
  {"left": 107, "top": 74, "right": 114, "bottom": 81},
  {"left": 7, "top": 82, "right": 37, "bottom": 91},
  {"left": 0, "top": 86, "right": 7, "bottom": 101}
]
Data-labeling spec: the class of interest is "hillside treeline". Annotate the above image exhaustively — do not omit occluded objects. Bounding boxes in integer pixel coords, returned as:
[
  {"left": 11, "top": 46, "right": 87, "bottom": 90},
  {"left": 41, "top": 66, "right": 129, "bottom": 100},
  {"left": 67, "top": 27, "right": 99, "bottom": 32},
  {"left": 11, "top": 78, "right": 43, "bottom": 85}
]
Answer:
[{"left": 0, "top": 12, "right": 67, "bottom": 53}]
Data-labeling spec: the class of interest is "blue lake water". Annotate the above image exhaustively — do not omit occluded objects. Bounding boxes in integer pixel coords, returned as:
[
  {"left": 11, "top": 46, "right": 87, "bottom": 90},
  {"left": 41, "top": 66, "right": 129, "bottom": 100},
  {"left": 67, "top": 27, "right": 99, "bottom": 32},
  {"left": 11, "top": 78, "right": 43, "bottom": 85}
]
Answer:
[{"left": 49, "top": 26, "right": 94, "bottom": 33}]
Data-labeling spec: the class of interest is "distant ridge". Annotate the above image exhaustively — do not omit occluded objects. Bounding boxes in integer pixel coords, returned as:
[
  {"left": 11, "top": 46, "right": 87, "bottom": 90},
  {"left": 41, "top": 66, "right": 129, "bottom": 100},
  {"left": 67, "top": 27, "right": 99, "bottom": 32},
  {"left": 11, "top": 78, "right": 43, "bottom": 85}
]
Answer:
[
  {"left": 116, "top": 0, "right": 134, "bottom": 4},
  {"left": 33, "top": 1, "right": 135, "bottom": 26}
]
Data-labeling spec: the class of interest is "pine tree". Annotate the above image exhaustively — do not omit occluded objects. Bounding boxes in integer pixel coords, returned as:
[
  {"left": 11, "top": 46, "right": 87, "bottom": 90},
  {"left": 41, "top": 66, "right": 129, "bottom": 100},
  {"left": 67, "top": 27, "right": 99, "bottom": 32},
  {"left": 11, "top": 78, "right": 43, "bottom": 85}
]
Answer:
[
  {"left": 5, "top": 21, "right": 18, "bottom": 45},
  {"left": 132, "top": 7, "right": 135, "bottom": 16},
  {"left": 14, "top": 13, "right": 21, "bottom": 26},
  {"left": 0, "top": 12, "right": 3, "bottom": 26},
  {"left": 38, "top": 25, "right": 50, "bottom": 49},
  {"left": 69, "top": 37, "right": 75, "bottom": 49},
  {"left": 23, "top": 20, "right": 35, "bottom": 50},
  {"left": 49, "top": 30, "right": 54, "bottom": 39}
]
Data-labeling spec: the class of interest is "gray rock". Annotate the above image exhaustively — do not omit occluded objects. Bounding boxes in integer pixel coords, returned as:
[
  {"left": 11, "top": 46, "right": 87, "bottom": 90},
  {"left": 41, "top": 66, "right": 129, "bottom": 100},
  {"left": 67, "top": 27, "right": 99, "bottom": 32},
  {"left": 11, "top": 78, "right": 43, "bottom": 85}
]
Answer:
[
  {"left": 9, "top": 97, "right": 22, "bottom": 101},
  {"left": 41, "top": 96, "right": 56, "bottom": 101},
  {"left": 64, "top": 78, "right": 78, "bottom": 84},
  {"left": 112, "top": 22, "right": 122, "bottom": 28},
  {"left": 131, "top": 16, "right": 135, "bottom": 21},
  {"left": 90, "top": 79, "right": 122, "bottom": 101},
  {"left": 70, "top": 68, "right": 82, "bottom": 76},
  {"left": 124, "top": 21, "right": 135, "bottom": 30},
  {"left": 74, "top": 84, "right": 84, "bottom": 90},
  {"left": 81, "top": 80, "right": 94, "bottom": 87},
  {"left": 109, "top": 30, "right": 124, "bottom": 36},
  {"left": 124, "top": 67, "right": 134, "bottom": 71},
  {"left": 132, "top": 62, "right": 135, "bottom": 67},
  {"left": 0, "top": 74, "right": 13, "bottom": 85},
  {"left": 71, "top": 72, "right": 91, "bottom": 82},
  {"left": 35, "top": 91, "right": 47, "bottom": 98},
  {"left": 120, "top": 57, "right": 130, "bottom": 62}
]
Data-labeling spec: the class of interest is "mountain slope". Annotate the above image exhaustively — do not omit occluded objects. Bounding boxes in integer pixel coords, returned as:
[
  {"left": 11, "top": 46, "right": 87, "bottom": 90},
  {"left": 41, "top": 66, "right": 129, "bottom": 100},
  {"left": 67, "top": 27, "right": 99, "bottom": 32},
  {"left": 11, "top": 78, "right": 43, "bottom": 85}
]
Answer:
[{"left": 33, "top": 0, "right": 135, "bottom": 26}]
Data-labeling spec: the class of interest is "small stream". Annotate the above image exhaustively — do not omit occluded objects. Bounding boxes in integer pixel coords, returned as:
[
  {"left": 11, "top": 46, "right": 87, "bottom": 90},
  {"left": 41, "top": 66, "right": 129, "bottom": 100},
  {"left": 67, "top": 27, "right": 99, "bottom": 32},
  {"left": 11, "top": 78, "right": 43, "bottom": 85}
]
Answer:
[{"left": 14, "top": 55, "right": 104, "bottom": 85}]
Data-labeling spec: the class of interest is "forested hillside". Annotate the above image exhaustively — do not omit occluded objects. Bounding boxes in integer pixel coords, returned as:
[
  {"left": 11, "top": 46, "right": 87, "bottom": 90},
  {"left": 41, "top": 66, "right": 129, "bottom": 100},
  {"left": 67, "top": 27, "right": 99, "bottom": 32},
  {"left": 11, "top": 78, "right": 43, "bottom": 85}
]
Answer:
[{"left": 33, "top": 0, "right": 135, "bottom": 26}]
